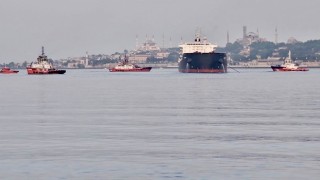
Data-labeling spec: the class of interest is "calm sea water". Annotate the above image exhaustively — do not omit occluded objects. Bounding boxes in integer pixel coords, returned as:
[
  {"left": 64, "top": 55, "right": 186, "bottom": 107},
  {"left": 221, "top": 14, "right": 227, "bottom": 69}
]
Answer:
[{"left": 0, "top": 68, "right": 320, "bottom": 180}]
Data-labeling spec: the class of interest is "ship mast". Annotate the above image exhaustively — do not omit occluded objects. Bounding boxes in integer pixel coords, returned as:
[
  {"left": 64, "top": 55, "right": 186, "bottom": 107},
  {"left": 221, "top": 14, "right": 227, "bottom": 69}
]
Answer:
[
  {"left": 38, "top": 46, "right": 48, "bottom": 63},
  {"left": 288, "top": 50, "right": 292, "bottom": 63},
  {"left": 285, "top": 50, "right": 292, "bottom": 64},
  {"left": 42, "top": 46, "right": 45, "bottom": 56}
]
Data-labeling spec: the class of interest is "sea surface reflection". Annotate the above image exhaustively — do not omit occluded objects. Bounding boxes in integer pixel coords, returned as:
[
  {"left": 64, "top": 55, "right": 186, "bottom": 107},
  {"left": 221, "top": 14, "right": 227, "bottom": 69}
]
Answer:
[{"left": 0, "top": 68, "right": 320, "bottom": 179}]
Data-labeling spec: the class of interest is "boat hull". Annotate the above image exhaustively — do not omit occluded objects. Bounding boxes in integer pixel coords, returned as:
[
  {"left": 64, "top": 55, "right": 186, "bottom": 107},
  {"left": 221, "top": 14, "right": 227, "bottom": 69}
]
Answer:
[
  {"left": 27, "top": 68, "right": 66, "bottom": 74},
  {"left": 0, "top": 68, "right": 19, "bottom": 74},
  {"left": 109, "top": 67, "right": 152, "bottom": 72},
  {"left": 0, "top": 71, "right": 19, "bottom": 74},
  {"left": 271, "top": 66, "right": 309, "bottom": 71},
  {"left": 179, "top": 52, "right": 227, "bottom": 73}
]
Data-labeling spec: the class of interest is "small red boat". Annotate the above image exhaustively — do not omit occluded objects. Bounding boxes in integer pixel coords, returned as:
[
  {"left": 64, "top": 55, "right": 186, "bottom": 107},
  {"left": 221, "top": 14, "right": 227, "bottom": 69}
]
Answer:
[
  {"left": 109, "top": 55, "right": 152, "bottom": 72},
  {"left": 0, "top": 67, "right": 19, "bottom": 74},
  {"left": 27, "top": 46, "right": 66, "bottom": 75},
  {"left": 271, "top": 51, "right": 309, "bottom": 72}
]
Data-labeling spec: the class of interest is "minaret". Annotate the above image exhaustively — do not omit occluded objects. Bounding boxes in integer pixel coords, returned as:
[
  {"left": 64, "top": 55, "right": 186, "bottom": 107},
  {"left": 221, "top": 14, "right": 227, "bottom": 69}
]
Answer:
[
  {"left": 256, "top": 28, "right": 259, "bottom": 37},
  {"left": 243, "top": 26, "right": 247, "bottom": 38},
  {"left": 275, "top": 27, "right": 278, "bottom": 44},
  {"left": 85, "top": 51, "right": 89, "bottom": 67}
]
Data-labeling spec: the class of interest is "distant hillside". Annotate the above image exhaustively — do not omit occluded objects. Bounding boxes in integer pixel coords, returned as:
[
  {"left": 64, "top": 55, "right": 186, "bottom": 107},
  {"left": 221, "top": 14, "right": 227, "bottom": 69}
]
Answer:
[{"left": 219, "top": 40, "right": 320, "bottom": 62}]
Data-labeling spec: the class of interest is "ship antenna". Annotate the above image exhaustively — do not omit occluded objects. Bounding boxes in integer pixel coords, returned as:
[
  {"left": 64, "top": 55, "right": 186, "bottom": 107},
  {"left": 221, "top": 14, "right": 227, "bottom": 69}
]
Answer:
[{"left": 42, "top": 46, "right": 45, "bottom": 56}]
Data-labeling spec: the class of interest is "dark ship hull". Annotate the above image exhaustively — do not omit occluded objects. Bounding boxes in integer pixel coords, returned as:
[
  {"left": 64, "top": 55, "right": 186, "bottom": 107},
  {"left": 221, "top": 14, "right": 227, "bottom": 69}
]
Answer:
[
  {"left": 27, "top": 68, "right": 66, "bottom": 74},
  {"left": 179, "top": 52, "right": 227, "bottom": 73}
]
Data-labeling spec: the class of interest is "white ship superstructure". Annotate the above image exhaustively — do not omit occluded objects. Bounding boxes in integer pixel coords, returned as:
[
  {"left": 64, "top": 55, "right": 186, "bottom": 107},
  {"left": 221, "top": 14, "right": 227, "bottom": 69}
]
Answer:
[{"left": 179, "top": 35, "right": 217, "bottom": 54}]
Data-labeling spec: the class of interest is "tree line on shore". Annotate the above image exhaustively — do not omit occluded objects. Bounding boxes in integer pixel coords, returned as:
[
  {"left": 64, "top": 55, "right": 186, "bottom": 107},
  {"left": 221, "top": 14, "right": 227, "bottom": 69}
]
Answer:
[{"left": 220, "top": 40, "right": 320, "bottom": 61}]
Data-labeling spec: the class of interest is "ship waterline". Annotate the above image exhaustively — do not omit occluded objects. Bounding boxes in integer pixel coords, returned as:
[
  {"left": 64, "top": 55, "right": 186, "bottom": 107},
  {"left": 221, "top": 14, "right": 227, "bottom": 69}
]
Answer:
[{"left": 26, "top": 68, "right": 66, "bottom": 74}]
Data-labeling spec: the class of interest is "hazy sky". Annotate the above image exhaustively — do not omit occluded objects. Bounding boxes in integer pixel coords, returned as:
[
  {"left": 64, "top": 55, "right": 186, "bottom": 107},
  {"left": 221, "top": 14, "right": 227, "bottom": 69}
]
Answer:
[{"left": 0, "top": 0, "right": 319, "bottom": 62}]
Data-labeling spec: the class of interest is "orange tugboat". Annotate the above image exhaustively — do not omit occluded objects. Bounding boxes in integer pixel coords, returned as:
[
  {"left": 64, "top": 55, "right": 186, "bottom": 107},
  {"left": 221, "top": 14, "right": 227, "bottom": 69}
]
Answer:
[
  {"left": 0, "top": 67, "right": 19, "bottom": 74},
  {"left": 109, "top": 55, "right": 152, "bottom": 72},
  {"left": 271, "top": 51, "right": 309, "bottom": 72},
  {"left": 27, "top": 47, "right": 66, "bottom": 75}
]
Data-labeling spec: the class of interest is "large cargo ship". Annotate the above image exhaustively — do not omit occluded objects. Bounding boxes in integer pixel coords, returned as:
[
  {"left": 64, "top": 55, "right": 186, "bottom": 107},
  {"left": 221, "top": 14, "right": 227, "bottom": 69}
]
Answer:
[
  {"left": 178, "top": 33, "right": 227, "bottom": 73},
  {"left": 27, "top": 47, "right": 66, "bottom": 75}
]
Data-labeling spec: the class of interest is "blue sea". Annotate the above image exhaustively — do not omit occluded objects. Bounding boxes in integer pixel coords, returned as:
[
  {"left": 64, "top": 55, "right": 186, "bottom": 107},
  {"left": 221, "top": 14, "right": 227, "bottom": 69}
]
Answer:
[{"left": 1, "top": 68, "right": 320, "bottom": 179}]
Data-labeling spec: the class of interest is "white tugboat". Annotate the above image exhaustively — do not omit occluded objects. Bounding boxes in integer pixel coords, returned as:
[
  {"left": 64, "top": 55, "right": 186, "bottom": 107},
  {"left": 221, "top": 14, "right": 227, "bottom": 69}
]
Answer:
[
  {"left": 109, "top": 55, "right": 152, "bottom": 72},
  {"left": 27, "top": 47, "right": 66, "bottom": 75},
  {"left": 271, "top": 51, "right": 308, "bottom": 71}
]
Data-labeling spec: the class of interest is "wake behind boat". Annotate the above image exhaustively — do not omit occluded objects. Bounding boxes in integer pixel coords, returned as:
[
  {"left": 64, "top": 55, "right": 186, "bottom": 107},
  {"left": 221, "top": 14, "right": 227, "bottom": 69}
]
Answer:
[
  {"left": 271, "top": 51, "right": 309, "bottom": 72},
  {"left": 109, "top": 55, "right": 152, "bottom": 72},
  {"left": 27, "top": 47, "right": 66, "bottom": 75}
]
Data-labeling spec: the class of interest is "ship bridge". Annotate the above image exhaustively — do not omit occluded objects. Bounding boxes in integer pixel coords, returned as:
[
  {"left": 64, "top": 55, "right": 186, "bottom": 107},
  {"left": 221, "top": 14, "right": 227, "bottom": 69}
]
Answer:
[
  {"left": 179, "top": 41, "right": 217, "bottom": 54},
  {"left": 179, "top": 34, "right": 217, "bottom": 54}
]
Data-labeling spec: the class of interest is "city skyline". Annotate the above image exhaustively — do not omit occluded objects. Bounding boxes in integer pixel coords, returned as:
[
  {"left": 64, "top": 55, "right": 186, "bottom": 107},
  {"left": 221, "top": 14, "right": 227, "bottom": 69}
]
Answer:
[{"left": 0, "top": 0, "right": 319, "bottom": 62}]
